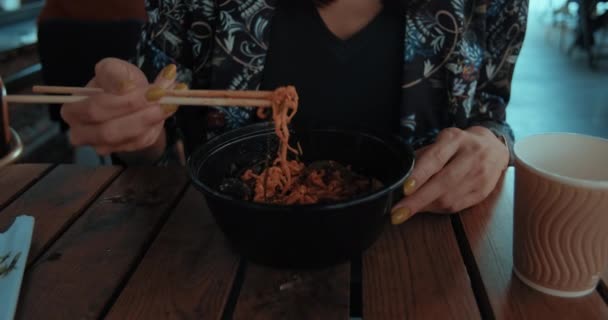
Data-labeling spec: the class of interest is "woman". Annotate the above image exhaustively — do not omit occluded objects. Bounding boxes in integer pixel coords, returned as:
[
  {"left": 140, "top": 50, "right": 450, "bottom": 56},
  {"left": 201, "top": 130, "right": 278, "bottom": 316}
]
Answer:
[{"left": 60, "top": 0, "right": 529, "bottom": 225}]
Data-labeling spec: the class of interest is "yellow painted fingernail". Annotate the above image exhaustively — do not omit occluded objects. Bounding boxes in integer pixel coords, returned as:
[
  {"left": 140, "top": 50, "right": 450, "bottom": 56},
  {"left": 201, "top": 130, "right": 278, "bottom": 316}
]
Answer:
[
  {"left": 146, "top": 86, "right": 165, "bottom": 101},
  {"left": 391, "top": 207, "right": 411, "bottom": 225},
  {"left": 161, "top": 64, "right": 177, "bottom": 80},
  {"left": 161, "top": 104, "right": 179, "bottom": 115},
  {"left": 403, "top": 178, "right": 416, "bottom": 196},
  {"left": 174, "top": 82, "right": 188, "bottom": 91},
  {"left": 119, "top": 80, "right": 137, "bottom": 94}
]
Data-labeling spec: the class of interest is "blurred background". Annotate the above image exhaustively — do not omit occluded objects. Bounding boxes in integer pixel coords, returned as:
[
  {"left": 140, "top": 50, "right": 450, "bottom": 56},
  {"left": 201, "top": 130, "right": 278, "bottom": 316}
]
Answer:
[{"left": 0, "top": 0, "right": 607, "bottom": 164}]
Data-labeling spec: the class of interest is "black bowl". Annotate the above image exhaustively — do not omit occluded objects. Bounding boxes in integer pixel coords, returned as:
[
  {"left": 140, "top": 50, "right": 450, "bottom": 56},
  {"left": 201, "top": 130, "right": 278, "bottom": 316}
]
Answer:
[{"left": 188, "top": 123, "right": 415, "bottom": 268}]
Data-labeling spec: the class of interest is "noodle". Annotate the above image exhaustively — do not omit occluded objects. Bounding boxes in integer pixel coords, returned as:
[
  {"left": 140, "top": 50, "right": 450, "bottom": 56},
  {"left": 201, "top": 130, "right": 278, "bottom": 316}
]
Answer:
[
  {"left": 237, "top": 86, "right": 382, "bottom": 205},
  {"left": 258, "top": 86, "right": 300, "bottom": 189}
]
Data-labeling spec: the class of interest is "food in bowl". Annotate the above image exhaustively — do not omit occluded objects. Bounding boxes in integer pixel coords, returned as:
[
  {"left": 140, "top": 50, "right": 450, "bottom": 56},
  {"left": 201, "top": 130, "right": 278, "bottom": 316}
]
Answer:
[
  {"left": 235, "top": 159, "right": 384, "bottom": 205},
  {"left": 187, "top": 86, "right": 415, "bottom": 268},
  {"left": 219, "top": 85, "right": 383, "bottom": 206}
]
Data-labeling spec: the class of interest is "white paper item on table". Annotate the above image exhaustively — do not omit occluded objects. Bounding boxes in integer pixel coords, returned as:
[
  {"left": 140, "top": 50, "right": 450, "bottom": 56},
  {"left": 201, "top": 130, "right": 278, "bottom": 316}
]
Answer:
[{"left": 0, "top": 215, "right": 34, "bottom": 320}]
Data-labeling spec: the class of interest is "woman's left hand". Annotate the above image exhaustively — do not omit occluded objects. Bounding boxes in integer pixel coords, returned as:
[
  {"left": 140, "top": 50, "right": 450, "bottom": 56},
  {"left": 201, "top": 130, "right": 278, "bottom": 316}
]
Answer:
[{"left": 390, "top": 126, "right": 510, "bottom": 225}]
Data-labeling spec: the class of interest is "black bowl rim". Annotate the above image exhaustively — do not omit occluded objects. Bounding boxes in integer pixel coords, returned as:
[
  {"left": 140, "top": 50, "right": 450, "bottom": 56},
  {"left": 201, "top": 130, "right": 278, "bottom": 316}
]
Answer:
[{"left": 187, "top": 123, "right": 415, "bottom": 212}]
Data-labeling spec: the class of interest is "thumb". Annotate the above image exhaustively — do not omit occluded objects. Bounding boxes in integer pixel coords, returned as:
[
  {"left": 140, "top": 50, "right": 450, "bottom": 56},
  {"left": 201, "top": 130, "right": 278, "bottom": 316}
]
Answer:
[{"left": 94, "top": 58, "right": 149, "bottom": 94}]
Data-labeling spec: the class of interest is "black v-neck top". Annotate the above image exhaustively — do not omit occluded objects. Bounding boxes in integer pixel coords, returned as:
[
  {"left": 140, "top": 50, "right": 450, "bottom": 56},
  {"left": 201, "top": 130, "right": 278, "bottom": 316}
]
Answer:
[{"left": 260, "top": 2, "right": 405, "bottom": 136}]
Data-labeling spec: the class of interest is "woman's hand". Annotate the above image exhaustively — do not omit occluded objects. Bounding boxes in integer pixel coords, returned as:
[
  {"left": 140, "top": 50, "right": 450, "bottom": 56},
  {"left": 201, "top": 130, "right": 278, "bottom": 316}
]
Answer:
[
  {"left": 61, "top": 58, "right": 185, "bottom": 158},
  {"left": 390, "top": 126, "right": 510, "bottom": 225}
]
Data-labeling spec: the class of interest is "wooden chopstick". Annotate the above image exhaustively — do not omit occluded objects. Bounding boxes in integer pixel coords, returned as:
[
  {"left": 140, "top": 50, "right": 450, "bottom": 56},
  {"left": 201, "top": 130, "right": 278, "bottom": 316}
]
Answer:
[
  {"left": 4, "top": 95, "right": 272, "bottom": 107},
  {"left": 33, "top": 85, "right": 273, "bottom": 99},
  {"left": 33, "top": 86, "right": 103, "bottom": 95},
  {"left": 166, "top": 88, "right": 272, "bottom": 99}
]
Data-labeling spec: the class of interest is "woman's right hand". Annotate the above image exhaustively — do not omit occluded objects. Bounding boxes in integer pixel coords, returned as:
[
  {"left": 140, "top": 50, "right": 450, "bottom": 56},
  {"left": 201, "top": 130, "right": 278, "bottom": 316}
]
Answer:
[{"left": 61, "top": 58, "right": 185, "bottom": 157}]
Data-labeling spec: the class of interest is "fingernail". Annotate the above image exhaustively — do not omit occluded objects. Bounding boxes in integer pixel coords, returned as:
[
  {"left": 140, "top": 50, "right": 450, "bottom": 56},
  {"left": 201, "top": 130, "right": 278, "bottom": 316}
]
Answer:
[
  {"left": 391, "top": 207, "right": 411, "bottom": 225},
  {"left": 146, "top": 86, "right": 165, "bottom": 101},
  {"left": 119, "top": 80, "right": 137, "bottom": 94},
  {"left": 161, "top": 64, "right": 177, "bottom": 80},
  {"left": 161, "top": 104, "right": 179, "bottom": 115},
  {"left": 174, "top": 82, "right": 188, "bottom": 91},
  {"left": 403, "top": 178, "right": 416, "bottom": 196}
]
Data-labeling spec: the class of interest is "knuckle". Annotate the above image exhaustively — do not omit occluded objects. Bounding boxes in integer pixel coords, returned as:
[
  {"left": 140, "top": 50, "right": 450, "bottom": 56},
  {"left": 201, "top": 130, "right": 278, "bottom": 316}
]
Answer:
[
  {"left": 84, "top": 106, "right": 102, "bottom": 123},
  {"left": 445, "top": 204, "right": 457, "bottom": 213},
  {"left": 98, "top": 127, "right": 117, "bottom": 145},
  {"left": 479, "top": 187, "right": 493, "bottom": 199},
  {"left": 443, "top": 167, "right": 460, "bottom": 183},
  {"left": 67, "top": 131, "right": 81, "bottom": 146},
  {"left": 446, "top": 206, "right": 459, "bottom": 213},
  {"left": 127, "top": 94, "right": 146, "bottom": 111},
  {"left": 446, "top": 203, "right": 461, "bottom": 213},
  {"left": 94, "top": 59, "right": 109, "bottom": 75},
  {"left": 436, "top": 196, "right": 452, "bottom": 211},
  {"left": 468, "top": 192, "right": 485, "bottom": 207},
  {"left": 439, "top": 127, "right": 463, "bottom": 141},
  {"left": 95, "top": 57, "right": 119, "bottom": 75},
  {"left": 60, "top": 106, "right": 73, "bottom": 124},
  {"left": 142, "top": 107, "right": 164, "bottom": 125},
  {"left": 434, "top": 195, "right": 463, "bottom": 213},
  {"left": 470, "top": 139, "right": 485, "bottom": 153},
  {"left": 477, "top": 178, "right": 490, "bottom": 191},
  {"left": 415, "top": 165, "right": 432, "bottom": 182},
  {"left": 476, "top": 149, "right": 490, "bottom": 162},
  {"left": 141, "top": 132, "right": 156, "bottom": 148},
  {"left": 120, "top": 143, "right": 138, "bottom": 153},
  {"left": 429, "top": 148, "right": 447, "bottom": 166},
  {"left": 94, "top": 146, "right": 110, "bottom": 156},
  {"left": 81, "top": 98, "right": 105, "bottom": 122},
  {"left": 117, "top": 142, "right": 139, "bottom": 152},
  {"left": 476, "top": 165, "right": 492, "bottom": 180},
  {"left": 125, "top": 99, "right": 139, "bottom": 113}
]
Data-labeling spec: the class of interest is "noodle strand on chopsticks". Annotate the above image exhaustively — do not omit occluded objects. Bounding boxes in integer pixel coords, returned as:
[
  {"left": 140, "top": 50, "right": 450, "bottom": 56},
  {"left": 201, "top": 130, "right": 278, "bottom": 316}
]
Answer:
[
  {"left": 241, "top": 86, "right": 382, "bottom": 205},
  {"left": 256, "top": 86, "right": 300, "bottom": 189}
]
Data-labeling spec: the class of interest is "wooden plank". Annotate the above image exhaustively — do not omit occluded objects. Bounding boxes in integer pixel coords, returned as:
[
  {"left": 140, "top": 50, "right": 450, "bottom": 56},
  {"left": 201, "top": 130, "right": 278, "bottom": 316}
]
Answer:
[
  {"left": 0, "top": 164, "right": 51, "bottom": 208},
  {"left": 362, "top": 216, "right": 481, "bottom": 320},
  {"left": 15, "top": 167, "right": 189, "bottom": 320},
  {"left": 233, "top": 263, "right": 351, "bottom": 320},
  {"left": 105, "top": 187, "right": 240, "bottom": 320},
  {"left": 0, "top": 165, "right": 120, "bottom": 264},
  {"left": 458, "top": 169, "right": 608, "bottom": 319}
]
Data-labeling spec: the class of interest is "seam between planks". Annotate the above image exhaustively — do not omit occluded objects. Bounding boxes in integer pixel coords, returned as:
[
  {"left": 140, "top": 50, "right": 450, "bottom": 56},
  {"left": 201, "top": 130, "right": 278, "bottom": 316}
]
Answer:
[
  {"left": 451, "top": 215, "right": 496, "bottom": 320},
  {"left": 221, "top": 260, "right": 247, "bottom": 320},
  {"left": 0, "top": 164, "right": 57, "bottom": 213},
  {"left": 349, "top": 255, "right": 363, "bottom": 319},
  {"left": 97, "top": 181, "right": 192, "bottom": 319},
  {"left": 598, "top": 280, "right": 608, "bottom": 306}
]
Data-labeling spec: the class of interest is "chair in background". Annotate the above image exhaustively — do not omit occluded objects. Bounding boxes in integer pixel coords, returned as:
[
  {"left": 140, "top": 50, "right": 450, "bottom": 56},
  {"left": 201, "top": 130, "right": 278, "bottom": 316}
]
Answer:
[
  {"left": 550, "top": 0, "right": 580, "bottom": 51},
  {"left": 547, "top": 0, "right": 608, "bottom": 68},
  {"left": 571, "top": 0, "right": 608, "bottom": 68}
]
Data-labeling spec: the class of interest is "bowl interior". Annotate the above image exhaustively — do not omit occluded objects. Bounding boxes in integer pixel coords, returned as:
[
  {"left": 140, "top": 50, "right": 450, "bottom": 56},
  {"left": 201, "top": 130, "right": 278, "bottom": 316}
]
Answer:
[{"left": 189, "top": 123, "right": 415, "bottom": 209}]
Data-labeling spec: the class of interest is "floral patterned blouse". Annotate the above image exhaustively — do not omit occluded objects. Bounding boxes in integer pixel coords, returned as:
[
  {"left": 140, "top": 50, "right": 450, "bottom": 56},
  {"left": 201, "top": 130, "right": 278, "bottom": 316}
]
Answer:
[{"left": 135, "top": 0, "right": 529, "bottom": 161}]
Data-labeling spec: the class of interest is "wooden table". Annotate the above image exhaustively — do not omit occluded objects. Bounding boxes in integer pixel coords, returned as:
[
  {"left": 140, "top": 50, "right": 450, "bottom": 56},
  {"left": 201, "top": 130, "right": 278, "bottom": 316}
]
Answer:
[{"left": 1, "top": 164, "right": 607, "bottom": 319}]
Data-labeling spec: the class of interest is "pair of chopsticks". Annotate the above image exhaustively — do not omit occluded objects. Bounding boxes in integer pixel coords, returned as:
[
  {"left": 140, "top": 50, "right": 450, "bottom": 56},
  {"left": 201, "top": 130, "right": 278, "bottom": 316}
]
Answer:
[{"left": 4, "top": 86, "right": 274, "bottom": 107}]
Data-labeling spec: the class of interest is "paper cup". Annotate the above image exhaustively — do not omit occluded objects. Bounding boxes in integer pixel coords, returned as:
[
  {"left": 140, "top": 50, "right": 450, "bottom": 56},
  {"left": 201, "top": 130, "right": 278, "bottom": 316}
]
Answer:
[{"left": 513, "top": 133, "right": 608, "bottom": 297}]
